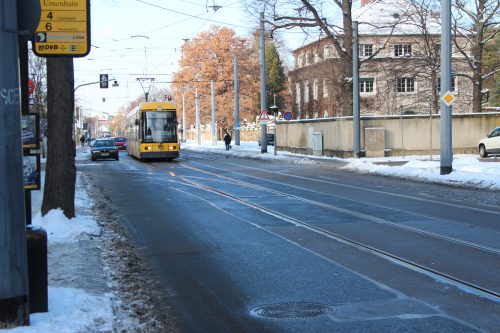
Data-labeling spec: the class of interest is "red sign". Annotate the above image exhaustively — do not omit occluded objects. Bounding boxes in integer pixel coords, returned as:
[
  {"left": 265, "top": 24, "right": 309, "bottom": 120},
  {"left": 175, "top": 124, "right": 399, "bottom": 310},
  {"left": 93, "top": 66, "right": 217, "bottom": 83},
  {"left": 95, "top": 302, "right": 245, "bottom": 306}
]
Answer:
[
  {"left": 258, "top": 109, "right": 270, "bottom": 121},
  {"left": 28, "top": 79, "right": 35, "bottom": 95}
]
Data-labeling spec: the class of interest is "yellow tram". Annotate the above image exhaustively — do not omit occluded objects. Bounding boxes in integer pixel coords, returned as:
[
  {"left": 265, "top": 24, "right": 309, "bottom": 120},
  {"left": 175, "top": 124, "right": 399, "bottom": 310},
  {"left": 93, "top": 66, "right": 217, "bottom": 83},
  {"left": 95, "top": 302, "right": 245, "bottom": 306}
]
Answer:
[{"left": 125, "top": 101, "right": 180, "bottom": 161}]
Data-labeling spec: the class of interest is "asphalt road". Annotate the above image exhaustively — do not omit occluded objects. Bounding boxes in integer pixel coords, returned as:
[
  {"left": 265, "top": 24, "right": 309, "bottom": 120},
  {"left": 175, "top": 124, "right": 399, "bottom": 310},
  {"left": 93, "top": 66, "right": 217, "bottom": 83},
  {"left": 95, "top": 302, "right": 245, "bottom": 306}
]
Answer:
[{"left": 78, "top": 150, "right": 500, "bottom": 333}]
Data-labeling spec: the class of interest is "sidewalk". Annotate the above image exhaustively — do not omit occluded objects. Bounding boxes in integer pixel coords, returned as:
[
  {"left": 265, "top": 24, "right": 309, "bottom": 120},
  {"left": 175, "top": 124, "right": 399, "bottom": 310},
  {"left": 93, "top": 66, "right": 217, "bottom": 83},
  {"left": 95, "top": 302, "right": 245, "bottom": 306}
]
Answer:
[{"left": 9, "top": 147, "right": 174, "bottom": 332}]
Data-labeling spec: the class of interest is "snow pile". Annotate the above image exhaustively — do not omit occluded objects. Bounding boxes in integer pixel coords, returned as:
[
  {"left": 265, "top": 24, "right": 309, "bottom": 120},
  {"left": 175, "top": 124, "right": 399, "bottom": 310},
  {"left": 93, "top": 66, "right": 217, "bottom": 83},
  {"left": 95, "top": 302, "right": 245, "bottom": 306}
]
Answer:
[
  {"left": 183, "top": 140, "right": 500, "bottom": 190},
  {"left": 32, "top": 209, "right": 100, "bottom": 244},
  {"left": 342, "top": 155, "right": 500, "bottom": 190},
  {"left": 9, "top": 288, "right": 113, "bottom": 333}
]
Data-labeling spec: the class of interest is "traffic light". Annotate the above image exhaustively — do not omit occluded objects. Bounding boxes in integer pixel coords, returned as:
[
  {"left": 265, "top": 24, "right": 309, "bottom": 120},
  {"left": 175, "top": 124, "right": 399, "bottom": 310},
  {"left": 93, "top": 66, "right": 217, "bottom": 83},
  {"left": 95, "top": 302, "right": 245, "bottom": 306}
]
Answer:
[{"left": 100, "top": 74, "right": 109, "bottom": 88}]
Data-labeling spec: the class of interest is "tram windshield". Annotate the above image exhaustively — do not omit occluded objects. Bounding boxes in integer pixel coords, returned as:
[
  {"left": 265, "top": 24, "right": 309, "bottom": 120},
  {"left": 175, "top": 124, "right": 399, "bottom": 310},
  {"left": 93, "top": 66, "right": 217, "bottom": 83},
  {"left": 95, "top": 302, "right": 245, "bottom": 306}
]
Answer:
[{"left": 142, "top": 111, "right": 177, "bottom": 143}]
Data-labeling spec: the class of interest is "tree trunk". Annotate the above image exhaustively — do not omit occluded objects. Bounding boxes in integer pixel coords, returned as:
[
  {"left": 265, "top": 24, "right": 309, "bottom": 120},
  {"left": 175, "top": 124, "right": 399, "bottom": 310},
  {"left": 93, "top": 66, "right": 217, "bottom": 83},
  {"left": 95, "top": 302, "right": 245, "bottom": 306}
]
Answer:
[
  {"left": 338, "top": 54, "right": 354, "bottom": 116},
  {"left": 41, "top": 58, "right": 76, "bottom": 218},
  {"left": 340, "top": 0, "right": 353, "bottom": 116},
  {"left": 472, "top": 71, "right": 483, "bottom": 113}
]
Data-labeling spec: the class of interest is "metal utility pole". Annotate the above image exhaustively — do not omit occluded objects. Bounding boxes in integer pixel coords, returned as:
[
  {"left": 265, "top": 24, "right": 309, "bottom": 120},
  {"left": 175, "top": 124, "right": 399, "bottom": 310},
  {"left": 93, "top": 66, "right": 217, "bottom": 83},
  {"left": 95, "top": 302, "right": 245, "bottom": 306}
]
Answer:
[
  {"left": 182, "top": 93, "right": 186, "bottom": 142},
  {"left": 440, "top": 0, "right": 453, "bottom": 174},
  {"left": 211, "top": 80, "right": 216, "bottom": 145},
  {"left": 196, "top": 87, "right": 201, "bottom": 145},
  {"left": 234, "top": 55, "right": 240, "bottom": 145},
  {"left": 260, "top": 12, "right": 267, "bottom": 153},
  {"left": 352, "top": 21, "right": 361, "bottom": 158},
  {"left": 0, "top": 0, "right": 30, "bottom": 326},
  {"left": 271, "top": 94, "right": 278, "bottom": 156}
]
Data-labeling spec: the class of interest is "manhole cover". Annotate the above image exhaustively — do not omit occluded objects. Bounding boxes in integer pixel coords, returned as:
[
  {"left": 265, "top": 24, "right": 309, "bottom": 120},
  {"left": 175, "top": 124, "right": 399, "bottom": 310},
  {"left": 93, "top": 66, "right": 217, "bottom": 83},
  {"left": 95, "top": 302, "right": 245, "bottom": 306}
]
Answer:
[{"left": 251, "top": 302, "right": 332, "bottom": 319}]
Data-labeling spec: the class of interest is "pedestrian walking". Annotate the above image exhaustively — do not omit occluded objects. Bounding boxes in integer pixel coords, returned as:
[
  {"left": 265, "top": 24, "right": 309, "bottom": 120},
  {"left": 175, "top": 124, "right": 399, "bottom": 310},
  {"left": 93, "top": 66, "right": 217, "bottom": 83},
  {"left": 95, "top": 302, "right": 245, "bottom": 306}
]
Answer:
[
  {"left": 79, "top": 135, "right": 85, "bottom": 147},
  {"left": 223, "top": 132, "right": 232, "bottom": 151}
]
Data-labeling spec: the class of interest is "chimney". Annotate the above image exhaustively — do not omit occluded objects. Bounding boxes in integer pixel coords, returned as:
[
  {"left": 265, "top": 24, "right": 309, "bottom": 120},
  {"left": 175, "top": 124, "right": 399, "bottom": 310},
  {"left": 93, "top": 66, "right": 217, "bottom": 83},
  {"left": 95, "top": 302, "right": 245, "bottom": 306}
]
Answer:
[{"left": 360, "top": 0, "right": 372, "bottom": 6}]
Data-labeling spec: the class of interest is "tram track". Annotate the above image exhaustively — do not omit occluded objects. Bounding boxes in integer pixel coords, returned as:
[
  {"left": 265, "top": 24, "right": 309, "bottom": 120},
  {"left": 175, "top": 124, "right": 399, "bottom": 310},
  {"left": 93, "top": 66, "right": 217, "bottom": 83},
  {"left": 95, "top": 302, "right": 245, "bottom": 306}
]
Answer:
[
  {"left": 170, "top": 170, "right": 500, "bottom": 301},
  {"left": 149, "top": 158, "right": 500, "bottom": 300},
  {"left": 166, "top": 159, "right": 500, "bottom": 254}
]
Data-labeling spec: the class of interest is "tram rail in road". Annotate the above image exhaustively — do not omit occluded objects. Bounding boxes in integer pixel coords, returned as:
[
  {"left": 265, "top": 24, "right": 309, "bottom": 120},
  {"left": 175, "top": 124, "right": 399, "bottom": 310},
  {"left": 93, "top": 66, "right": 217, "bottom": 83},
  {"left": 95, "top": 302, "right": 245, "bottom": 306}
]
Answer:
[{"left": 150, "top": 158, "right": 500, "bottom": 303}]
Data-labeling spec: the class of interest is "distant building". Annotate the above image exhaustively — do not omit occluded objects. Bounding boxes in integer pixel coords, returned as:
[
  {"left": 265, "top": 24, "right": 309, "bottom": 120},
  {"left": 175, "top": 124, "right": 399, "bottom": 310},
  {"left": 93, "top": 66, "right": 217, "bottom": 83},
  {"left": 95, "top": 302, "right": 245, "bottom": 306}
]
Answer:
[
  {"left": 288, "top": 0, "right": 473, "bottom": 118},
  {"left": 97, "top": 111, "right": 113, "bottom": 137}
]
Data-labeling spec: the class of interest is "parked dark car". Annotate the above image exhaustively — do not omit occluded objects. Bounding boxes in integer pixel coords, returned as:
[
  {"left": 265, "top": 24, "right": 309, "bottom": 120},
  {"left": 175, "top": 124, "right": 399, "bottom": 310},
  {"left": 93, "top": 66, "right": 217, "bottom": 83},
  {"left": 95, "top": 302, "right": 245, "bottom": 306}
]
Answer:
[
  {"left": 113, "top": 136, "right": 127, "bottom": 150},
  {"left": 91, "top": 139, "right": 119, "bottom": 161},
  {"left": 258, "top": 133, "right": 275, "bottom": 146}
]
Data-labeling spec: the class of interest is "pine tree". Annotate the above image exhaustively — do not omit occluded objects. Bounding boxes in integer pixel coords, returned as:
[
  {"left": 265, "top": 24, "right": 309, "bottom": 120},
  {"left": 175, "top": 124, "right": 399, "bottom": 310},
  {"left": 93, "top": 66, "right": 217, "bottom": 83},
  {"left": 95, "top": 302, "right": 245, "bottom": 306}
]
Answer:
[{"left": 265, "top": 43, "right": 287, "bottom": 114}]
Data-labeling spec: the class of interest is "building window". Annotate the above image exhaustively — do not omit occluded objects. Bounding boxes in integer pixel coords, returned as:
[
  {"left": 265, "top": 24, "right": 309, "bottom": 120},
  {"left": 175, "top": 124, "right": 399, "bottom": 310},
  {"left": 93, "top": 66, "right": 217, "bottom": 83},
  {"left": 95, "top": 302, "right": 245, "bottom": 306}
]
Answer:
[
  {"left": 360, "top": 78, "right": 375, "bottom": 93},
  {"left": 295, "top": 83, "right": 301, "bottom": 105},
  {"left": 438, "top": 76, "right": 457, "bottom": 92},
  {"left": 324, "top": 45, "right": 333, "bottom": 58},
  {"left": 297, "top": 54, "right": 303, "bottom": 68},
  {"left": 304, "top": 81, "right": 309, "bottom": 103},
  {"left": 313, "top": 79, "right": 319, "bottom": 100},
  {"left": 323, "top": 78, "right": 329, "bottom": 97},
  {"left": 314, "top": 50, "right": 321, "bottom": 63},
  {"left": 305, "top": 50, "right": 311, "bottom": 66},
  {"left": 394, "top": 44, "right": 412, "bottom": 57},
  {"left": 360, "top": 44, "right": 373, "bottom": 57},
  {"left": 396, "top": 78, "right": 415, "bottom": 93}
]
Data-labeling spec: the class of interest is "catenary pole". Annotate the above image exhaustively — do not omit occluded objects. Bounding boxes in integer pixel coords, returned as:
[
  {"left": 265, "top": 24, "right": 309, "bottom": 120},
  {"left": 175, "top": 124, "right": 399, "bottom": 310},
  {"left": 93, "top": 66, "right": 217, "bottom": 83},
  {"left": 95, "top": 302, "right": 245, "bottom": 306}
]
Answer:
[
  {"left": 234, "top": 55, "right": 240, "bottom": 145},
  {"left": 211, "top": 80, "right": 216, "bottom": 145},
  {"left": 440, "top": 0, "right": 453, "bottom": 174},
  {"left": 196, "top": 87, "right": 201, "bottom": 145},
  {"left": 0, "top": 0, "right": 30, "bottom": 326},
  {"left": 182, "top": 93, "right": 186, "bottom": 142},
  {"left": 260, "top": 12, "right": 267, "bottom": 153},
  {"left": 352, "top": 21, "right": 361, "bottom": 158}
]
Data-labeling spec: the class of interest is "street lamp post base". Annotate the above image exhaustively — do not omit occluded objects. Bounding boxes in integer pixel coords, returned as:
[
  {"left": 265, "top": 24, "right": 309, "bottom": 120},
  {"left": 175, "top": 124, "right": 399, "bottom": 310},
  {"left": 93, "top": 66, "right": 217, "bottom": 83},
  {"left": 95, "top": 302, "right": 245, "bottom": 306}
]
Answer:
[{"left": 440, "top": 166, "right": 452, "bottom": 175}]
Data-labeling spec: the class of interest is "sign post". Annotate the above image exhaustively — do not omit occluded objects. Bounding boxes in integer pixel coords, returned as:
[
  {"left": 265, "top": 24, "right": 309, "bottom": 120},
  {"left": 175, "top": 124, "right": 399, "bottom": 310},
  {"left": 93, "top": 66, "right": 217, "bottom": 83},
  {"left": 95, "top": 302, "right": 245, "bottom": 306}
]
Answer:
[
  {"left": 0, "top": 0, "right": 30, "bottom": 326},
  {"left": 33, "top": 0, "right": 90, "bottom": 57}
]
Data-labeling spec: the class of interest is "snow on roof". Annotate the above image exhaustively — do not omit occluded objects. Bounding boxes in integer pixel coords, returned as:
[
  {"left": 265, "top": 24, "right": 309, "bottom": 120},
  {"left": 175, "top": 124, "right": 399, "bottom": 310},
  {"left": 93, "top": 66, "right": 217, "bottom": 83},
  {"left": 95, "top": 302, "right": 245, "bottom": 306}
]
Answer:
[
  {"left": 354, "top": 0, "right": 441, "bottom": 35},
  {"left": 292, "top": 0, "right": 442, "bottom": 53}
]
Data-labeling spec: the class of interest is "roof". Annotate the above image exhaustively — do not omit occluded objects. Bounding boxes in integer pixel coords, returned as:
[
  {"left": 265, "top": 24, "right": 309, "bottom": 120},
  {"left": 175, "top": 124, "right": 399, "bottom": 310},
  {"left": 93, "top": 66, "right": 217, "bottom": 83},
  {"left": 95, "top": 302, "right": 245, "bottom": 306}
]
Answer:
[
  {"left": 353, "top": 0, "right": 441, "bottom": 35},
  {"left": 139, "top": 101, "right": 176, "bottom": 111},
  {"left": 292, "top": 0, "right": 443, "bottom": 52}
]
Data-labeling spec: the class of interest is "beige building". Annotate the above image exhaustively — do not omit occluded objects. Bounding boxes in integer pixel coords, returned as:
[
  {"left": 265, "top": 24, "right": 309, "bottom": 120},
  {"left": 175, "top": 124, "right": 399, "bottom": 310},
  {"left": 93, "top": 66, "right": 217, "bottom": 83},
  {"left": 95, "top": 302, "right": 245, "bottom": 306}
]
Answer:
[{"left": 288, "top": 0, "right": 473, "bottom": 118}]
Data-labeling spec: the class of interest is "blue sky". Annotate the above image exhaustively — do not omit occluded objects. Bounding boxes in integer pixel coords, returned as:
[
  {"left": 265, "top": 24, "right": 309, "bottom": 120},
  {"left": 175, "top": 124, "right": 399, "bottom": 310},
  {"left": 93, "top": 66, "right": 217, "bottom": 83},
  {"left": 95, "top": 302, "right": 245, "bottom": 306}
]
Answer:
[
  {"left": 74, "top": 0, "right": 264, "bottom": 115},
  {"left": 72, "top": 0, "right": 354, "bottom": 116}
]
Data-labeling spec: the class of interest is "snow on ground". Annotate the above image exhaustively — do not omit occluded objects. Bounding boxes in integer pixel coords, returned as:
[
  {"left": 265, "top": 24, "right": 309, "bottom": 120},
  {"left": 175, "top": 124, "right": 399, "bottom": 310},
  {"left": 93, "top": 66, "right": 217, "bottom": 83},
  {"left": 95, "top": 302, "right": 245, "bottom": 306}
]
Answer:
[
  {"left": 183, "top": 140, "right": 500, "bottom": 190},
  {"left": 5, "top": 140, "right": 499, "bottom": 332},
  {"left": 8, "top": 169, "right": 115, "bottom": 332}
]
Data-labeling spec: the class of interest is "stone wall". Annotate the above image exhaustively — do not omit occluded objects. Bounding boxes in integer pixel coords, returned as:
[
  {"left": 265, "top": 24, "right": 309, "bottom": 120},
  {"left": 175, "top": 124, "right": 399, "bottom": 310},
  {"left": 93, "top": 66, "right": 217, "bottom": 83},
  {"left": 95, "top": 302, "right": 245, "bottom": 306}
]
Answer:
[{"left": 276, "top": 112, "right": 500, "bottom": 157}]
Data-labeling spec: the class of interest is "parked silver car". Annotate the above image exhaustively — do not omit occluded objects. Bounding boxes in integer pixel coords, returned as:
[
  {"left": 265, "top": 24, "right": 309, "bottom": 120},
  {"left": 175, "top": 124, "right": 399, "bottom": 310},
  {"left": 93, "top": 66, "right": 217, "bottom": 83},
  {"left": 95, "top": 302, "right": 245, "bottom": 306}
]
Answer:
[{"left": 478, "top": 127, "right": 500, "bottom": 157}]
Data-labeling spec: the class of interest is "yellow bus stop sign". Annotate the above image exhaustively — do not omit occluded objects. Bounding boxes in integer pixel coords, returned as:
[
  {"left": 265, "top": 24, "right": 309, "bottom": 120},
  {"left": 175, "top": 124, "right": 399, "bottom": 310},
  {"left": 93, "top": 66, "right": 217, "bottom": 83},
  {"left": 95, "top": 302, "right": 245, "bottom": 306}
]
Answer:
[{"left": 33, "top": 0, "right": 90, "bottom": 57}]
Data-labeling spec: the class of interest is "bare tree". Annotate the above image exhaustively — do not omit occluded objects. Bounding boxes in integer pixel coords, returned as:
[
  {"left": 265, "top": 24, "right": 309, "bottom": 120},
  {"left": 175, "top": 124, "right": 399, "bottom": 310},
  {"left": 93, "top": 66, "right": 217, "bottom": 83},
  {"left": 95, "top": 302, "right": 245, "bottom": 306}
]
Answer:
[
  {"left": 250, "top": 0, "right": 354, "bottom": 116},
  {"left": 453, "top": 0, "right": 500, "bottom": 113}
]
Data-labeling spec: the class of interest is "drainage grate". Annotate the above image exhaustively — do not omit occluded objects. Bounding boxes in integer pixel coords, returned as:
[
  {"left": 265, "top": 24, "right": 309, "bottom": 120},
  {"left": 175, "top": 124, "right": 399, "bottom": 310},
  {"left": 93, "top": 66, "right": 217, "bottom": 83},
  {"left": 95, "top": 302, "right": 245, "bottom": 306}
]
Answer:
[{"left": 251, "top": 302, "right": 333, "bottom": 319}]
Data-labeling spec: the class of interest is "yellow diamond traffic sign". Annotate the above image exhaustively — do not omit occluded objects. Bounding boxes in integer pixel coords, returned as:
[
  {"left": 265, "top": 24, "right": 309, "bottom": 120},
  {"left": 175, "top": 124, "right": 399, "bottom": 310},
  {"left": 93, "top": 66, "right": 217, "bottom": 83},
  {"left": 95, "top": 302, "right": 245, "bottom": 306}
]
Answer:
[{"left": 441, "top": 91, "right": 456, "bottom": 107}]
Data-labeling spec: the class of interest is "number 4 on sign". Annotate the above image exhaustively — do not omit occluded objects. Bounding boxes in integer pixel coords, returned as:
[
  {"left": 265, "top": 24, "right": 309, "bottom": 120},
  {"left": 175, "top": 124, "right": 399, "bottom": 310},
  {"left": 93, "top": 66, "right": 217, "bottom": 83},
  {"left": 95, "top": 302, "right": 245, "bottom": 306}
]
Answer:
[{"left": 258, "top": 109, "right": 270, "bottom": 121}]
